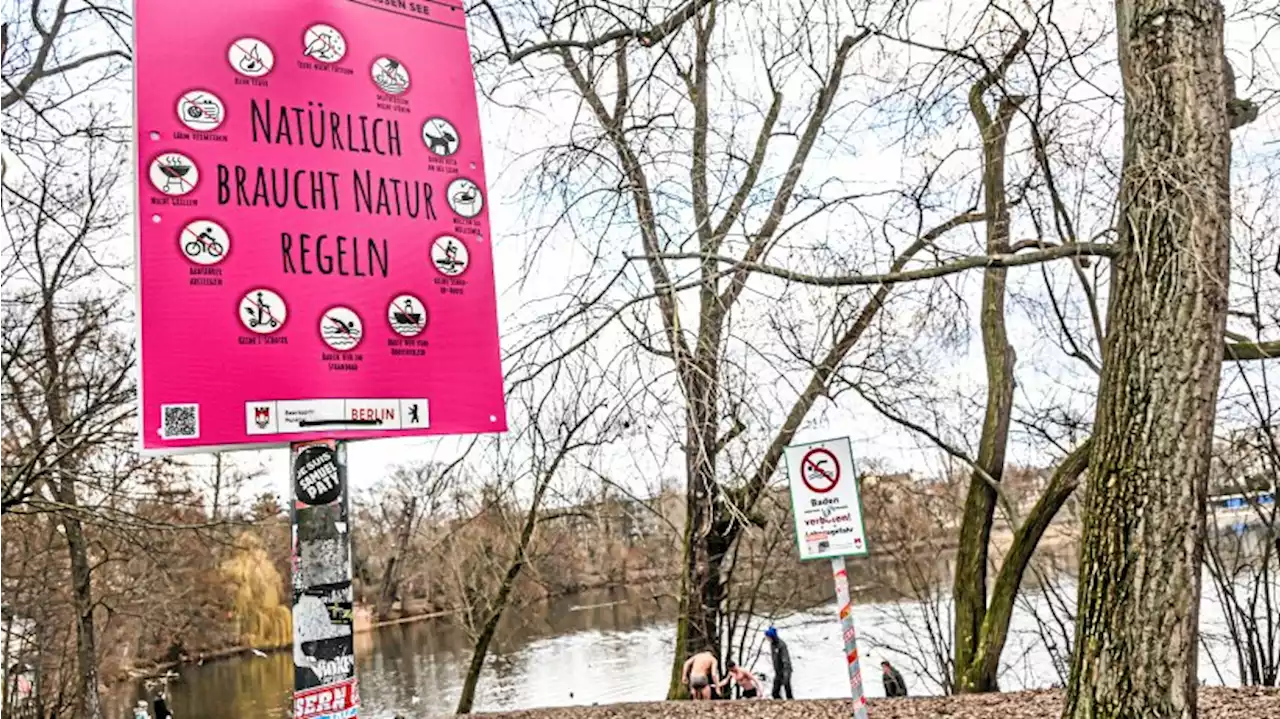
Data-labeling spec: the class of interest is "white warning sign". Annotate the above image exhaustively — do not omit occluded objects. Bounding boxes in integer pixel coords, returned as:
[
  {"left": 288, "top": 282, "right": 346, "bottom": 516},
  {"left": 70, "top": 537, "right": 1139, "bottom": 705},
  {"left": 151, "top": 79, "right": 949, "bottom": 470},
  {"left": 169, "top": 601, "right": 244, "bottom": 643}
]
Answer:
[{"left": 784, "top": 437, "right": 868, "bottom": 560}]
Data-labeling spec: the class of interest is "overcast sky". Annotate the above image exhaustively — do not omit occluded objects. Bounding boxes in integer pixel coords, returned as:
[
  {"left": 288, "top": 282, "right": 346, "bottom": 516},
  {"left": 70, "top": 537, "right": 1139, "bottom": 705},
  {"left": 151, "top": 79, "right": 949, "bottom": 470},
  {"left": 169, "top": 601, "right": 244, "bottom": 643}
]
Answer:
[{"left": 5, "top": 0, "right": 1276, "bottom": 510}]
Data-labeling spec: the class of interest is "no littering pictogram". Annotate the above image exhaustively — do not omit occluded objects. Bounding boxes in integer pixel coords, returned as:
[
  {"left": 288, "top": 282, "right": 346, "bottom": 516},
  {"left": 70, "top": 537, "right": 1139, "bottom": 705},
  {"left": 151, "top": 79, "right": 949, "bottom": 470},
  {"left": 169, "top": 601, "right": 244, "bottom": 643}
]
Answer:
[{"left": 801, "top": 447, "right": 840, "bottom": 494}]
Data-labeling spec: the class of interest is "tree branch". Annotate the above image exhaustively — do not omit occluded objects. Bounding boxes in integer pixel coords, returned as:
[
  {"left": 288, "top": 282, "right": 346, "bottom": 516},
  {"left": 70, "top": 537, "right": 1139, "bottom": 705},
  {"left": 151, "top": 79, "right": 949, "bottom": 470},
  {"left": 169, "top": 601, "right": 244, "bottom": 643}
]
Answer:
[
  {"left": 716, "top": 29, "right": 871, "bottom": 315},
  {"left": 1225, "top": 339, "right": 1280, "bottom": 361},
  {"left": 481, "top": 0, "right": 714, "bottom": 65},
  {"left": 630, "top": 242, "right": 1118, "bottom": 288}
]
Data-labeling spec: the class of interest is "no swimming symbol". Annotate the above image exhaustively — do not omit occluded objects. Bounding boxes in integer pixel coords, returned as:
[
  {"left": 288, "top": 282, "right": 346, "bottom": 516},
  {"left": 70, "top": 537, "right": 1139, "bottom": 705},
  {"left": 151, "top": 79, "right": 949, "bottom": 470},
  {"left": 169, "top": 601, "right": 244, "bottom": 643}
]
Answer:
[{"left": 801, "top": 447, "right": 840, "bottom": 494}]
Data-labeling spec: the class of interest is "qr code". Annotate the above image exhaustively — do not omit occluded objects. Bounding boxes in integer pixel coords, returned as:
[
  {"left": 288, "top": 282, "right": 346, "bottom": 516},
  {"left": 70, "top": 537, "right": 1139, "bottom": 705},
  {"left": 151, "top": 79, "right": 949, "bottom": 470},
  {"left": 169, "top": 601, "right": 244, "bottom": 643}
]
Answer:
[{"left": 161, "top": 404, "right": 199, "bottom": 439}]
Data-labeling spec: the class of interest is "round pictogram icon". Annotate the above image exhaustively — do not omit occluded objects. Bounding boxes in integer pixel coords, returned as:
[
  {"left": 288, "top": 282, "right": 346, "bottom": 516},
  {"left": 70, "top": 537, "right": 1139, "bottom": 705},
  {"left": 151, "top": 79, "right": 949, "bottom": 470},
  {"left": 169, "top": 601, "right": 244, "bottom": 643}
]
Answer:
[
  {"left": 422, "top": 117, "right": 460, "bottom": 157},
  {"left": 371, "top": 56, "right": 409, "bottom": 94},
  {"left": 177, "top": 90, "right": 225, "bottom": 132},
  {"left": 149, "top": 152, "right": 199, "bottom": 196},
  {"left": 179, "top": 219, "right": 229, "bottom": 265},
  {"left": 447, "top": 177, "right": 483, "bottom": 218},
  {"left": 304, "top": 23, "right": 346, "bottom": 63},
  {"left": 240, "top": 289, "right": 286, "bottom": 334},
  {"left": 800, "top": 448, "right": 840, "bottom": 494},
  {"left": 293, "top": 444, "right": 342, "bottom": 506},
  {"left": 388, "top": 294, "right": 427, "bottom": 337},
  {"left": 431, "top": 236, "right": 469, "bottom": 276},
  {"left": 320, "top": 306, "right": 363, "bottom": 350},
  {"left": 229, "top": 38, "right": 274, "bottom": 78}
]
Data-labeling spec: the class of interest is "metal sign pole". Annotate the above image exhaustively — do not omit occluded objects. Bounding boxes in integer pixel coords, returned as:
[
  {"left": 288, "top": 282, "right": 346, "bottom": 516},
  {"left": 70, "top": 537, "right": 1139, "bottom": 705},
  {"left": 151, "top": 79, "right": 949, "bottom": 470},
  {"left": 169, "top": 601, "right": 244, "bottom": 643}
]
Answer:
[
  {"left": 832, "top": 556, "right": 869, "bottom": 719},
  {"left": 290, "top": 440, "right": 359, "bottom": 719}
]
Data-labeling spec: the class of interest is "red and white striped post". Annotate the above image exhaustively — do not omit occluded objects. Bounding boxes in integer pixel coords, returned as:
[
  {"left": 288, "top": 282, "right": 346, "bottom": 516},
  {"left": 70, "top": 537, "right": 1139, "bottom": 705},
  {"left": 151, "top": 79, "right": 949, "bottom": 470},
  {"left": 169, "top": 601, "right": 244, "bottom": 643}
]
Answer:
[{"left": 832, "top": 556, "right": 869, "bottom": 719}]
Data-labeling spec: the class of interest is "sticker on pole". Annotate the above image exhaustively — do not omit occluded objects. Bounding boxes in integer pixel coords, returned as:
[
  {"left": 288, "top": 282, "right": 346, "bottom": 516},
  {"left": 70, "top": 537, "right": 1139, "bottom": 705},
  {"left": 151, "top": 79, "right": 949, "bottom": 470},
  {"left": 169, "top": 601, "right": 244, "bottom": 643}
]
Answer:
[
  {"left": 784, "top": 437, "right": 869, "bottom": 560},
  {"left": 293, "top": 677, "right": 359, "bottom": 719},
  {"left": 293, "top": 444, "right": 342, "bottom": 506}
]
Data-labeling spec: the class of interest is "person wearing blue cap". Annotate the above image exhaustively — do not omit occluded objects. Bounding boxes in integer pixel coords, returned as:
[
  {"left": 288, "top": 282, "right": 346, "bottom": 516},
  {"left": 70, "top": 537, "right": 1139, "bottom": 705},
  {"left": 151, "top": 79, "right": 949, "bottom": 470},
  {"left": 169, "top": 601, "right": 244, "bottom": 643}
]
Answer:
[{"left": 765, "top": 626, "right": 793, "bottom": 699}]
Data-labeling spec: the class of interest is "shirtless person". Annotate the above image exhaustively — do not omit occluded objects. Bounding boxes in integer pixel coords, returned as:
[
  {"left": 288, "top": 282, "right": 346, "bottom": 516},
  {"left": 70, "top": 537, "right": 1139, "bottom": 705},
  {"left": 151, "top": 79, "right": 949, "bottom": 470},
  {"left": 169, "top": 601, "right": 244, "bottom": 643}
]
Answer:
[
  {"left": 681, "top": 649, "right": 721, "bottom": 700},
  {"left": 718, "top": 659, "right": 761, "bottom": 699}
]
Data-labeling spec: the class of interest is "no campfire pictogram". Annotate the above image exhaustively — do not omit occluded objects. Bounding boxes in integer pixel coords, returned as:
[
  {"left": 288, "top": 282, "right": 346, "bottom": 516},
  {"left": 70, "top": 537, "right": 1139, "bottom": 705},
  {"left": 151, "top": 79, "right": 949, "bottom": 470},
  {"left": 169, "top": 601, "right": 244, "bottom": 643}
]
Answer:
[{"left": 801, "top": 448, "right": 840, "bottom": 494}]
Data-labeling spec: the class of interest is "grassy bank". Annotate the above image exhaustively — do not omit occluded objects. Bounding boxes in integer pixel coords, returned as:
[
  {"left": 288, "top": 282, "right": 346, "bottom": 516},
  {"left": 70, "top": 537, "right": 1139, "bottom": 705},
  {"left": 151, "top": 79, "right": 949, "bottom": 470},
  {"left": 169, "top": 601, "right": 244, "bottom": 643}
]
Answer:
[{"left": 468, "top": 688, "right": 1279, "bottom": 719}]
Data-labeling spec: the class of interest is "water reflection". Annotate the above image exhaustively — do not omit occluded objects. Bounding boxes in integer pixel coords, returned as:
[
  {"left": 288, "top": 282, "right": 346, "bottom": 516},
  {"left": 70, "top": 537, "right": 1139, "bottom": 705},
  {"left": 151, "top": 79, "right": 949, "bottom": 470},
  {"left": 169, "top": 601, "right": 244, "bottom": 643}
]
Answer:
[
  {"left": 116, "top": 588, "right": 679, "bottom": 718},
  {"left": 114, "top": 566, "right": 1264, "bottom": 718}
]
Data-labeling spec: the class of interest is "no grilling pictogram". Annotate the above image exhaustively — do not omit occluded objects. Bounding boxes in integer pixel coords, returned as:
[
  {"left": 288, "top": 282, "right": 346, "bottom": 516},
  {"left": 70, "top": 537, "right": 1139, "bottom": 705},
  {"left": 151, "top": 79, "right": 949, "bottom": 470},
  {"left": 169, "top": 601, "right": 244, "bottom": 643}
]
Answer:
[{"left": 801, "top": 448, "right": 840, "bottom": 494}]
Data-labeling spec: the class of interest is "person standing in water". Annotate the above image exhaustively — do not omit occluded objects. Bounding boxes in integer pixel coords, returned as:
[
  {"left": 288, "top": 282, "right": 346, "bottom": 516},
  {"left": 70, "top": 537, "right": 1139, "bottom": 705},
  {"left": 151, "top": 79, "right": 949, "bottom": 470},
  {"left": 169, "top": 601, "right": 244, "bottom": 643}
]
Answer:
[
  {"left": 719, "top": 659, "right": 762, "bottom": 699},
  {"left": 765, "top": 626, "right": 794, "bottom": 699},
  {"left": 681, "top": 649, "right": 721, "bottom": 700}
]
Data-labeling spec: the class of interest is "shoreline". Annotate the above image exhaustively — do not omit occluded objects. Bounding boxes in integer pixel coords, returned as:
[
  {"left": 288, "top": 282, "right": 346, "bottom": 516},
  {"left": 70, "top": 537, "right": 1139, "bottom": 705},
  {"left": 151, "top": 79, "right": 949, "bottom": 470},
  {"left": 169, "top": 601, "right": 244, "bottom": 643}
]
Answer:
[{"left": 467, "top": 688, "right": 1279, "bottom": 719}]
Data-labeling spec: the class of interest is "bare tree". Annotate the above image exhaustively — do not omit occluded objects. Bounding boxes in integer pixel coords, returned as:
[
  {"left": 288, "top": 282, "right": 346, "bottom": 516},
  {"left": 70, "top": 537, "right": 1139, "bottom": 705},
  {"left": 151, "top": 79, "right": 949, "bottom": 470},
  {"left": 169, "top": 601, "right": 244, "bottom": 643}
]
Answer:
[
  {"left": 1203, "top": 429, "right": 1279, "bottom": 687},
  {"left": 370, "top": 457, "right": 466, "bottom": 621},
  {"left": 451, "top": 352, "right": 631, "bottom": 714},
  {"left": 2, "top": 118, "right": 138, "bottom": 717},
  {"left": 1, "top": 0, "right": 131, "bottom": 114}
]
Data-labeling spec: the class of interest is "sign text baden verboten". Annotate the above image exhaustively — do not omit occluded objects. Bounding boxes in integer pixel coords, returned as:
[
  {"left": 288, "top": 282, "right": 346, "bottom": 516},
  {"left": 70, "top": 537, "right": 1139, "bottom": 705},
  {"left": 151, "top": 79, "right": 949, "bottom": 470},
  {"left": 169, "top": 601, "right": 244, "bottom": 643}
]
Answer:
[{"left": 783, "top": 437, "right": 869, "bottom": 560}]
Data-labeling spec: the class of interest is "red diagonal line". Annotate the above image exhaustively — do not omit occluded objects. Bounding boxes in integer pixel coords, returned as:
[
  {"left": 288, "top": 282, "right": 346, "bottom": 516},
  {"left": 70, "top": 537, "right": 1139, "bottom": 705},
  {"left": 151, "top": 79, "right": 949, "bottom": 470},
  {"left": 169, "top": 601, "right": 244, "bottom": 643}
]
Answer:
[
  {"left": 232, "top": 42, "right": 263, "bottom": 64},
  {"left": 253, "top": 301, "right": 280, "bottom": 324},
  {"left": 804, "top": 456, "right": 834, "bottom": 483}
]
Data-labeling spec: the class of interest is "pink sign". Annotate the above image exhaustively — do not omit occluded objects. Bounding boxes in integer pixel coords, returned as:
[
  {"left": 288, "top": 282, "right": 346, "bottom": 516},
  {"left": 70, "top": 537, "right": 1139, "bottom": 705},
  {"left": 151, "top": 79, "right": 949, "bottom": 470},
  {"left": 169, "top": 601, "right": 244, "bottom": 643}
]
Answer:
[{"left": 134, "top": 0, "right": 506, "bottom": 453}]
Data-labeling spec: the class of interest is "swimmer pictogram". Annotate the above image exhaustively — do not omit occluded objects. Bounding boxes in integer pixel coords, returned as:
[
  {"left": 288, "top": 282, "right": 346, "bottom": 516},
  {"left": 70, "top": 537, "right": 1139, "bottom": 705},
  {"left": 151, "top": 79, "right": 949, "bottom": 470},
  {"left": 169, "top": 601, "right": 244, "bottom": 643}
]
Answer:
[
  {"left": 320, "top": 306, "right": 363, "bottom": 350},
  {"left": 229, "top": 38, "right": 274, "bottom": 78},
  {"left": 430, "top": 236, "right": 469, "bottom": 276},
  {"left": 240, "top": 289, "right": 287, "bottom": 334}
]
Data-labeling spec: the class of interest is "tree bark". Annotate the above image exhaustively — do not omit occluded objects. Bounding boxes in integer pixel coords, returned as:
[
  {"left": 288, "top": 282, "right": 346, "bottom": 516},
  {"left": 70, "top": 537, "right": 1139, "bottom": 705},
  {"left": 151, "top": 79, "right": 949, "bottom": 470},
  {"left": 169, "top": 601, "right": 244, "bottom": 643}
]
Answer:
[
  {"left": 954, "top": 65, "right": 1025, "bottom": 694},
  {"left": 971, "top": 439, "right": 1093, "bottom": 689},
  {"left": 1066, "top": 3, "right": 1233, "bottom": 717}
]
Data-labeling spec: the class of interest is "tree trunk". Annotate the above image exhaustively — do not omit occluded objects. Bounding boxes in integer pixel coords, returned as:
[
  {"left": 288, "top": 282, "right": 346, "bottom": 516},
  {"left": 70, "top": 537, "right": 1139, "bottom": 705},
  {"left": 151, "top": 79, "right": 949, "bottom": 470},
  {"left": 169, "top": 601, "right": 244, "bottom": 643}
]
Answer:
[
  {"left": 454, "top": 592, "right": 505, "bottom": 715},
  {"left": 37, "top": 284, "right": 103, "bottom": 719},
  {"left": 376, "top": 496, "right": 417, "bottom": 621},
  {"left": 955, "top": 80, "right": 1024, "bottom": 694},
  {"left": 61, "top": 507, "right": 102, "bottom": 719},
  {"left": 456, "top": 452, "right": 562, "bottom": 714},
  {"left": 211, "top": 453, "right": 223, "bottom": 520},
  {"left": 1066, "top": 3, "right": 1232, "bottom": 717},
  {"left": 971, "top": 439, "right": 1093, "bottom": 689},
  {"left": 681, "top": 366, "right": 724, "bottom": 658}
]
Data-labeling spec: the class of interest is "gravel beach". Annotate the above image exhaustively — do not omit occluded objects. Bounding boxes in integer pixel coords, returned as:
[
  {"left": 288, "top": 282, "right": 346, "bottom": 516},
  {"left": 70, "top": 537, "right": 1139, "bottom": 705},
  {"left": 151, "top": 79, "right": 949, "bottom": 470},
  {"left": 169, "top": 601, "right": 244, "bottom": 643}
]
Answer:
[{"left": 469, "top": 687, "right": 1279, "bottom": 719}]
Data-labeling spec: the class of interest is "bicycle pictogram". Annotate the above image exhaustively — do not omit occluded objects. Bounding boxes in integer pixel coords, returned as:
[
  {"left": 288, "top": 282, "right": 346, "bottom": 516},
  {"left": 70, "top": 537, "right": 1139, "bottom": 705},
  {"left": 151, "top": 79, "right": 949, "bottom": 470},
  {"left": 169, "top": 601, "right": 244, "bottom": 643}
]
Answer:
[{"left": 180, "top": 220, "right": 229, "bottom": 265}]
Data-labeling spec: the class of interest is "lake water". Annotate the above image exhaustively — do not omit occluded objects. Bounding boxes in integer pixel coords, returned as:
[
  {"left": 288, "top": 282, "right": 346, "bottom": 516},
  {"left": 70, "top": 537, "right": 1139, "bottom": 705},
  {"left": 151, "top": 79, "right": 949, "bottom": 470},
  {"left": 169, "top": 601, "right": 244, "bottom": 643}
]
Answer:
[{"left": 115, "top": 573, "right": 1263, "bottom": 718}]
